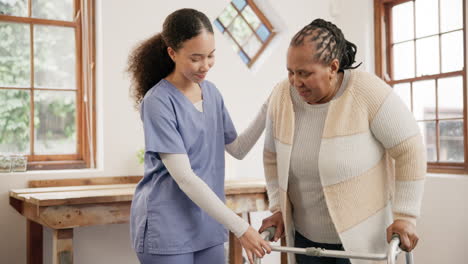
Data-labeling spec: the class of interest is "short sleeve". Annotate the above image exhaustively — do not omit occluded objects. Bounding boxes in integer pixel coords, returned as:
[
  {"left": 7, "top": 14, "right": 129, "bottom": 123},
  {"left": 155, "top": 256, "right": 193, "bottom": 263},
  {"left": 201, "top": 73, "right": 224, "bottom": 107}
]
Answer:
[
  {"left": 221, "top": 97, "right": 238, "bottom": 145},
  {"left": 141, "top": 96, "right": 186, "bottom": 158}
]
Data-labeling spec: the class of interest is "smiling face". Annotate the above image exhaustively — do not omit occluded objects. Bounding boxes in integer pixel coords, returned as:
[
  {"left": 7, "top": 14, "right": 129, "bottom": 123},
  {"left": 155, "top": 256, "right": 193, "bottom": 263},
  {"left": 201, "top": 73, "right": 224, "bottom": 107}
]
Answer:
[
  {"left": 168, "top": 30, "right": 215, "bottom": 84},
  {"left": 287, "top": 43, "right": 340, "bottom": 104}
]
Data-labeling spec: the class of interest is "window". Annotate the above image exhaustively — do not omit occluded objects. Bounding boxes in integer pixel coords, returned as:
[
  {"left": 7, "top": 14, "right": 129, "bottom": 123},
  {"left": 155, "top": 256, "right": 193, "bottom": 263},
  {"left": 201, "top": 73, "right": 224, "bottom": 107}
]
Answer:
[
  {"left": 0, "top": 0, "right": 95, "bottom": 170},
  {"left": 374, "top": 0, "right": 466, "bottom": 173},
  {"left": 214, "top": 0, "right": 275, "bottom": 67}
]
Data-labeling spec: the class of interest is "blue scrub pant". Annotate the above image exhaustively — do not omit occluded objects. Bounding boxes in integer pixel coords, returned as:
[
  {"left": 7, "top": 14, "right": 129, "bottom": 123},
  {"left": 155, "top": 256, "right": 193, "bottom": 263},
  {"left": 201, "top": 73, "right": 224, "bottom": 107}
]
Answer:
[
  {"left": 295, "top": 231, "right": 351, "bottom": 264},
  {"left": 136, "top": 243, "right": 225, "bottom": 264}
]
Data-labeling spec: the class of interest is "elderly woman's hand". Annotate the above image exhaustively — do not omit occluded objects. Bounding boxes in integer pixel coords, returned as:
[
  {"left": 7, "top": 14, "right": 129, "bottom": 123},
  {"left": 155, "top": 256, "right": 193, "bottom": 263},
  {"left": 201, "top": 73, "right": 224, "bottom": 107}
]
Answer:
[
  {"left": 386, "top": 219, "right": 419, "bottom": 252},
  {"left": 258, "top": 211, "right": 284, "bottom": 242}
]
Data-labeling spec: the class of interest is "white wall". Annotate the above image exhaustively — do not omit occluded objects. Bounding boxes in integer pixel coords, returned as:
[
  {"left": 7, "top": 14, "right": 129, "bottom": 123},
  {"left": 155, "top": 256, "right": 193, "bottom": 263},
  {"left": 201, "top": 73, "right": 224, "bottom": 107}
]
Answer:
[
  {"left": 1, "top": 0, "right": 467, "bottom": 263},
  {"left": 413, "top": 175, "right": 468, "bottom": 264}
]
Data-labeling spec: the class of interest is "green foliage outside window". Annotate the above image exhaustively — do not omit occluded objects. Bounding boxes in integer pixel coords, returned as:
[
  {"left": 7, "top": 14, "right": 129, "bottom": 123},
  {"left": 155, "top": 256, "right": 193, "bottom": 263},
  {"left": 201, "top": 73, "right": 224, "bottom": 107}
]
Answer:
[{"left": 0, "top": 1, "right": 77, "bottom": 154}]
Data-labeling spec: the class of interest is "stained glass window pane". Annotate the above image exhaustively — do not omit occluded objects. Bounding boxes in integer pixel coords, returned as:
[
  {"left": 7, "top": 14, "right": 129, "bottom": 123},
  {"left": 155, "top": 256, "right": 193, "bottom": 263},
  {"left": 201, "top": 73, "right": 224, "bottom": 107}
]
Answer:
[
  {"left": 256, "top": 24, "right": 270, "bottom": 42},
  {"left": 219, "top": 4, "right": 237, "bottom": 27},
  {"left": 228, "top": 16, "right": 253, "bottom": 45},
  {"left": 232, "top": 0, "right": 246, "bottom": 11},
  {"left": 242, "top": 5, "right": 261, "bottom": 29},
  {"left": 243, "top": 35, "right": 262, "bottom": 58},
  {"left": 238, "top": 50, "right": 250, "bottom": 64},
  {"left": 214, "top": 19, "right": 224, "bottom": 33}
]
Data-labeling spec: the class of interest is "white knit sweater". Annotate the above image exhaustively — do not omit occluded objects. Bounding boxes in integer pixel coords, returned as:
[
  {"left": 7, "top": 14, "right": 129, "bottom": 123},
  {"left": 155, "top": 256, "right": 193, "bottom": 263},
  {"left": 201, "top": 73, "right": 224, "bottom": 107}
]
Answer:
[{"left": 289, "top": 70, "right": 350, "bottom": 244}]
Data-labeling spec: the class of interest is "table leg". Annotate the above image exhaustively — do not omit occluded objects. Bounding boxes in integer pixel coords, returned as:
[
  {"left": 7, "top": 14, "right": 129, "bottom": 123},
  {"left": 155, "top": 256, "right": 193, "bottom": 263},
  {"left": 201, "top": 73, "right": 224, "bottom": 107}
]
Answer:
[
  {"left": 53, "top": 229, "right": 73, "bottom": 264},
  {"left": 27, "top": 220, "right": 43, "bottom": 264},
  {"left": 229, "top": 213, "right": 250, "bottom": 264},
  {"left": 229, "top": 231, "right": 243, "bottom": 264},
  {"left": 281, "top": 238, "right": 288, "bottom": 264}
]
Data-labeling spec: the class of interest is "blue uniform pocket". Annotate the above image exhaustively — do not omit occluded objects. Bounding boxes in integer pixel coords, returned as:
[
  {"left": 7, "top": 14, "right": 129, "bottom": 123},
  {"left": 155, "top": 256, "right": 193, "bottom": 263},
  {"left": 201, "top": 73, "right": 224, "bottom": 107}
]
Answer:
[{"left": 146, "top": 199, "right": 201, "bottom": 253}]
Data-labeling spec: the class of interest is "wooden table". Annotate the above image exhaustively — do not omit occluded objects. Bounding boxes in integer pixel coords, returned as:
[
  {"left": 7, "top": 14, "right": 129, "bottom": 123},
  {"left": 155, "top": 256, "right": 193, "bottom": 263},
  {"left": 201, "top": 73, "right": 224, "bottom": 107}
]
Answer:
[{"left": 9, "top": 176, "right": 274, "bottom": 264}]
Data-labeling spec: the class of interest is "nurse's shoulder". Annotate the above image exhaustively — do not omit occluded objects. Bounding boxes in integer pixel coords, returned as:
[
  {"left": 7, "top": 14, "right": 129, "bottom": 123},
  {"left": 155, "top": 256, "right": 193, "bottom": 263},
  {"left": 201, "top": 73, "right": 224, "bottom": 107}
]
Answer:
[{"left": 140, "top": 79, "right": 175, "bottom": 118}]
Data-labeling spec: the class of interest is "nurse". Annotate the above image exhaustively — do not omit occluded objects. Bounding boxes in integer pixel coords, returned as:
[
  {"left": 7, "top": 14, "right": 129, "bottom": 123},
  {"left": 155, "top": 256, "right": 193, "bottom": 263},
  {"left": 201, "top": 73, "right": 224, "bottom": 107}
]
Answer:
[{"left": 127, "top": 8, "right": 271, "bottom": 264}]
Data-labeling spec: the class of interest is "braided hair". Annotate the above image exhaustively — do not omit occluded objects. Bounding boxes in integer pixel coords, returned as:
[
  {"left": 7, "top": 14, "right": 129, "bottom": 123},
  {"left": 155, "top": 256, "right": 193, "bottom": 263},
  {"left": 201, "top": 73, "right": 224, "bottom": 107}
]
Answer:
[{"left": 291, "top": 18, "right": 362, "bottom": 71}]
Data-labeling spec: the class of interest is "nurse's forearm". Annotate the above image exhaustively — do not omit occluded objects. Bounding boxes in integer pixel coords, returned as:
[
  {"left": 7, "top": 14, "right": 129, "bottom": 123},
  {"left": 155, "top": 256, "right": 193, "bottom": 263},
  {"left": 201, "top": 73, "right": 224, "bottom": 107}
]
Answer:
[
  {"left": 225, "top": 100, "right": 267, "bottom": 159},
  {"left": 160, "top": 153, "right": 249, "bottom": 238}
]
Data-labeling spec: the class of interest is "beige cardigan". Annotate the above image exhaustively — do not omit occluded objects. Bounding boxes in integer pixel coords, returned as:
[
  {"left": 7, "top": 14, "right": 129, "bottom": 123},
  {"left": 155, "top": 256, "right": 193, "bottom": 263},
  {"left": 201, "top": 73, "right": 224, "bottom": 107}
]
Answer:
[{"left": 263, "top": 70, "right": 426, "bottom": 264}]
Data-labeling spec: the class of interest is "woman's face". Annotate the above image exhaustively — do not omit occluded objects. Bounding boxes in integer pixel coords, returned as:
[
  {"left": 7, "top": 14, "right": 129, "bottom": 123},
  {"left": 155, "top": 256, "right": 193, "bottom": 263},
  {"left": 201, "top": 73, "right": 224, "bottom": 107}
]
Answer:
[
  {"left": 287, "top": 44, "right": 338, "bottom": 104},
  {"left": 168, "top": 30, "right": 215, "bottom": 83}
]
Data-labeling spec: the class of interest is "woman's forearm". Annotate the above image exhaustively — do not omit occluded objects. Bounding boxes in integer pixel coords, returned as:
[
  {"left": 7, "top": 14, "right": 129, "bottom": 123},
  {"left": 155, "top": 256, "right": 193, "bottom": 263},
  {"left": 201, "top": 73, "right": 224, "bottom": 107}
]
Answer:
[
  {"left": 160, "top": 153, "right": 249, "bottom": 237},
  {"left": 225, "top": 100, "right": 268, "bottom": 159}
]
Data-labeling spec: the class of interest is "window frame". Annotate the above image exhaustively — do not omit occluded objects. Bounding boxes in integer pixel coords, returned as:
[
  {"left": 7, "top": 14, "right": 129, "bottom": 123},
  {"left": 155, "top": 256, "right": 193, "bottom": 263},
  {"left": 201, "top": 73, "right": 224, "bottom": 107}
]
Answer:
[
  {"left": 215, "top": 0, "right": 276, "bottom": 67},
  {"left": 0, "top": 0, "right": 96, "bottom": 170},
  {"left": 374, "top": 0, "right": 468, "bottom": 174}
]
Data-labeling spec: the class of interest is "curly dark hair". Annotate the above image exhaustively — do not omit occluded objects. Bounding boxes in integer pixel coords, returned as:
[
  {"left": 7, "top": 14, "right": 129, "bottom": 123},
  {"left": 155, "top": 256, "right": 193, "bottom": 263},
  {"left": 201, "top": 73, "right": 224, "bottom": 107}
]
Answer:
[
  {"left": 127, "top": 8, "right": 213, "bottom": 108},
  {"left": 291, "top": 18, "right": 361, "bottom": 71}
]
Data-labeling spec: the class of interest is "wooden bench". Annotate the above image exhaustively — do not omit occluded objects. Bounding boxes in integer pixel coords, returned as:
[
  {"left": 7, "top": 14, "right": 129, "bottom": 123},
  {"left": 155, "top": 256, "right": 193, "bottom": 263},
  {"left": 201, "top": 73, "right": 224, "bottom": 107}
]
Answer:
[{"left": 9, "top": 176, "right": 279, "bottom": 264}]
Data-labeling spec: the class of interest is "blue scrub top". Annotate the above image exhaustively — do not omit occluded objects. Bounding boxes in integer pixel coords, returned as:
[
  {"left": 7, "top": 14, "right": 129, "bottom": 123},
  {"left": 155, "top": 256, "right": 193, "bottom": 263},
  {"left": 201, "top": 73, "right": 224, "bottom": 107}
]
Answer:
[{"left": 130, "top": 79, "right": 237, "bottom": 255}]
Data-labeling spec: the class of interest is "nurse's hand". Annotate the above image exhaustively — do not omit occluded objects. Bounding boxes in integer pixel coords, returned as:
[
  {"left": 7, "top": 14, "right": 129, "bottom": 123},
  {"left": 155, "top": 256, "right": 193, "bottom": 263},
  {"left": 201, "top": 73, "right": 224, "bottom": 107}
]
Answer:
[
  {"left": 238, "top": 226, "right": 272, "bottom": 264},
  {"left": 258, "top": 211, "right": 284, "bottom": 242}
]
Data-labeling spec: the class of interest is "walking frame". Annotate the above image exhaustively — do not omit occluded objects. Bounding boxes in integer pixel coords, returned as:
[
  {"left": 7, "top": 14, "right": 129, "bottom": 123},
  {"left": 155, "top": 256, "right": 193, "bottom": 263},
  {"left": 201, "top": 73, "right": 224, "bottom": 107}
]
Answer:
[{"left": 254, "top": 227, "right": 414, "bottom": 264}]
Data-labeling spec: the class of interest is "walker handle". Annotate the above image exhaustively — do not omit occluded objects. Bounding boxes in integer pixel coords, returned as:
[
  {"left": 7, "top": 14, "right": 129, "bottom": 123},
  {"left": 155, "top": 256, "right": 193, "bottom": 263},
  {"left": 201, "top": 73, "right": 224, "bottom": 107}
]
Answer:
[
  {"left": 260, "top": 226, "right": 277, "bottom": 241},
  {"left": 254, "top": 227, "right": 277, "bottom": 264},
  {"left": 388, "top": 234, "right": 414, "bottom": 264}
]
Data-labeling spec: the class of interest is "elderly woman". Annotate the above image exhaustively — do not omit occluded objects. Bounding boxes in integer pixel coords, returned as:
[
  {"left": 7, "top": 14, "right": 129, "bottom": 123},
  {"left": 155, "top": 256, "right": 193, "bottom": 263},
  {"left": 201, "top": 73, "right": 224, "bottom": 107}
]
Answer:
[{"left": 259, "top": 19, "right": 426, "bottom": 264}]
